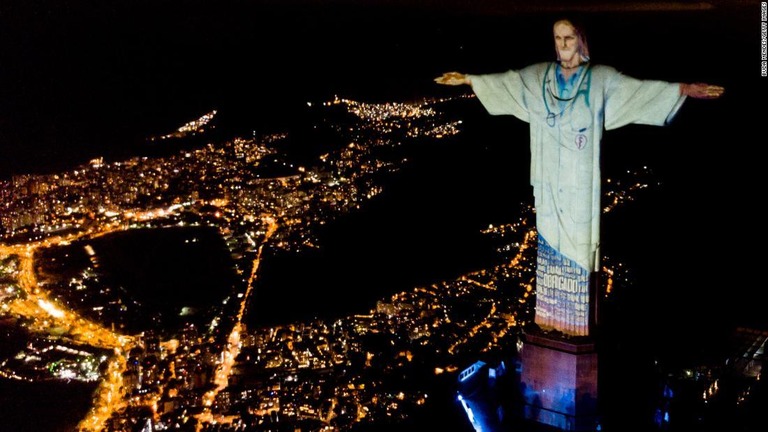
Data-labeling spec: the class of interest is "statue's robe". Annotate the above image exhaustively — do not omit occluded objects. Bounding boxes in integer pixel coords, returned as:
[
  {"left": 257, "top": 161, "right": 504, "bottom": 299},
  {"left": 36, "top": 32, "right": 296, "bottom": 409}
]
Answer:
[{"left": 469, "top": 63, "right": 685, "bottom": 335}]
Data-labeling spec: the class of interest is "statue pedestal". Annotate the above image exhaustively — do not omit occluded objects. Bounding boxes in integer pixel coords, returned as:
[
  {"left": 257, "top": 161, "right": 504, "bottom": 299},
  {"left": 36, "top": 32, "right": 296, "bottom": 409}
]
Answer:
[{"left": 519, "top": 331, "right": 600, "bottom": 431}]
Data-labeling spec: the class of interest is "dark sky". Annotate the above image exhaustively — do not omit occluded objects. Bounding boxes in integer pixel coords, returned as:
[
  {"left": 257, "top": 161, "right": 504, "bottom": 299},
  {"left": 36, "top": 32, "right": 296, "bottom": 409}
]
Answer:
[{"left": 1, "top": 1, "right": 762, "bottom": 190}]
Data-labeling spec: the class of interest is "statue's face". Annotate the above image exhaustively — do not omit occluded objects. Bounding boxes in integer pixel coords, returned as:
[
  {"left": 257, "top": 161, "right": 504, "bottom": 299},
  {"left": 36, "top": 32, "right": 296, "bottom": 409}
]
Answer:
[{"left": 553, "top": 21, "right": 580, "bottom": 64}]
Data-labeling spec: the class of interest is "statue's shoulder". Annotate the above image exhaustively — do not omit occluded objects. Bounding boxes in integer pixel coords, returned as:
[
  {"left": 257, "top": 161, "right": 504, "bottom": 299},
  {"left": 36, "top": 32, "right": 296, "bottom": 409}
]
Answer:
[
  {"left": 525, "top": 62, "right": 552, "bottom": 73},
  {"left": 588, "top": 64, "right": 620, "bottom": 76},
  {"left": 517, "top": 62, "right": 551, "bottom": 78}
]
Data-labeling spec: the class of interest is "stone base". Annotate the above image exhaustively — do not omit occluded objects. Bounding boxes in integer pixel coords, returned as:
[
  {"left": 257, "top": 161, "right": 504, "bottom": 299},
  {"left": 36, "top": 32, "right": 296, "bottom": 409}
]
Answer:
[{"left": 518, "top": 331, "right": 600, "bottom": 431}]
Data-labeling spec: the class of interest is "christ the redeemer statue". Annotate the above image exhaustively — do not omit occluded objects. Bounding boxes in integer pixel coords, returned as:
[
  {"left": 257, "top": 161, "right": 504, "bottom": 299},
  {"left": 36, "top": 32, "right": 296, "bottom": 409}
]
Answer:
[{"left": 436, "top": 18, "right": 723, "bottom": 336}]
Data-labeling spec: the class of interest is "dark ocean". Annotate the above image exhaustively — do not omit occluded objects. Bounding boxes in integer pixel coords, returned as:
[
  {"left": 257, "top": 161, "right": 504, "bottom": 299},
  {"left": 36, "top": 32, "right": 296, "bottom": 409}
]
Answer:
[{"left": 0, "top": 1, "right": 764, "bottom": 431}]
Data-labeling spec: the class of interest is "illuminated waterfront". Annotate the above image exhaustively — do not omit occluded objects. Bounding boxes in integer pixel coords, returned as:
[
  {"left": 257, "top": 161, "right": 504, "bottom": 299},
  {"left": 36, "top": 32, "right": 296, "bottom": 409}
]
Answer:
[
  {"left": 0, "top": 94, "right": 523, "bottom": 431},
  {"left": 2, "top": 91, "right": 761, "bottom": 431}
]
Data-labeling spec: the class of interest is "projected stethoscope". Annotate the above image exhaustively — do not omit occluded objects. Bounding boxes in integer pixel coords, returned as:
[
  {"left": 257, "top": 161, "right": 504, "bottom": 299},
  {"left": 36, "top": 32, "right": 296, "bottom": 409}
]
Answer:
[{"left": 542, "top": 63, "right": 593, "bottom": 136}]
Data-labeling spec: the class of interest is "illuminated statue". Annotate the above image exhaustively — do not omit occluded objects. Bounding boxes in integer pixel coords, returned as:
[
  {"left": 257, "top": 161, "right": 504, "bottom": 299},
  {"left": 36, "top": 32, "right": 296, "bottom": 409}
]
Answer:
[{"left": 436, "top": 18, "right": 723, "bottom": 336}]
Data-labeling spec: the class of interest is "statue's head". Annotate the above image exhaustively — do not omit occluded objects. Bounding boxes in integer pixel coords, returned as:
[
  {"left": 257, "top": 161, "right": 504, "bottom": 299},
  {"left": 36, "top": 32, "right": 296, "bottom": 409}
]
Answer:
[{"left": 553, "top": 18, "right": 590, "bottom": 66}]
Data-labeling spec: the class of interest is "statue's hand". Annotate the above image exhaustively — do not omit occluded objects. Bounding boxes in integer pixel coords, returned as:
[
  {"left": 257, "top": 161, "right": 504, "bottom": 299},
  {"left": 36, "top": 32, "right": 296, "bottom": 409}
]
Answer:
[
  {"left": 435, "top": 72, "right": 470, "bottom": 86},
  {"left": 681, "top": 83, "right": 725, "bottom": 99}
]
